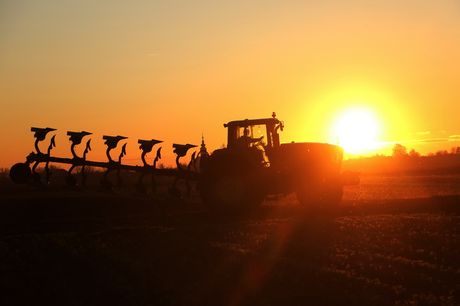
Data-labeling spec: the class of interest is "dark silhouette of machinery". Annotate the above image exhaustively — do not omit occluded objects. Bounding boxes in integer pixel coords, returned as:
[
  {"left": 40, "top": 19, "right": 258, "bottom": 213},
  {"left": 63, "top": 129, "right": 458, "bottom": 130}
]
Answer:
[
  {"left": 67, "top": 131, "right": 92, "bottom": 159},
  {"left": 103, "top": 135, "right": 128, "bottom": 163},
  {"left": 31, "top": 127, "right": 56, "bottom": 154},
  {"left": 138, "top": 139, "right": 162, "bottom": 153},
  {"left": 10, "top": 112, "right": 358, "bottom": 210},
  {"left": 199, "top": 112, "right": 355, "bottom": 211},
  {"left": 103, "top": 135, "right": 127, "bottom": 149},
  {"left": 138, "top": 139, "right": 162, "bottom": 167},
  {"left": 31, "top": 127, "right": 56, "bottom": 141},
  {"left": 9, "top": 129, "right": 198, "bottom": 193},
  {"left": 67, "top": 131, "right": 92, "bottom": 144},
  {"left": 173, "top": 144, "right": 197, "bottom": 157}
]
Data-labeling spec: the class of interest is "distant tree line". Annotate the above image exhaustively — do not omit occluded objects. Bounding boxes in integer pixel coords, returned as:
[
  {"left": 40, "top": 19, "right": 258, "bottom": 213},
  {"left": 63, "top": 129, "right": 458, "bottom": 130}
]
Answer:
[
  {"left": 392, "top": 144, "right": 460, "bottom": 158},
  {"left": 344, "top": 144, "right": 460, "bottom": 175}
]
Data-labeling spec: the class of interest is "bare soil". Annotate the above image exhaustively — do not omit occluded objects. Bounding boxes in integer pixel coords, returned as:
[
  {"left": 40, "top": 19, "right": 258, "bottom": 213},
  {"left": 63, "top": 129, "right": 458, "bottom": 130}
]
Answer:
[{"left": 0, "top": 176, "right": 459, "bottom": 306}]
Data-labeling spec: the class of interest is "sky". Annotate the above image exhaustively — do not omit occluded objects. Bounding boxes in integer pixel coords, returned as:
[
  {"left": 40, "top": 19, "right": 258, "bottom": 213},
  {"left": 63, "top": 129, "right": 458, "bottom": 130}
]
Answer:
[{"left": 1, "top": 0, "right": 460, "bottom": 167}]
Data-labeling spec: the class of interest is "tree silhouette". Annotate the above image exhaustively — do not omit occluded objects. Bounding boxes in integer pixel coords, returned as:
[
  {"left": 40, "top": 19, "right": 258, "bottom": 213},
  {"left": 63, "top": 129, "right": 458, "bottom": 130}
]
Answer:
[
  {"left": 392, "top": 144, "right": 408, "bottom": 157},
  {"left": 450, "top": 147, "right": 460, "bottom": 155},
  {"left": 409, "top": 149, "right": 420, "bottom": 158}
]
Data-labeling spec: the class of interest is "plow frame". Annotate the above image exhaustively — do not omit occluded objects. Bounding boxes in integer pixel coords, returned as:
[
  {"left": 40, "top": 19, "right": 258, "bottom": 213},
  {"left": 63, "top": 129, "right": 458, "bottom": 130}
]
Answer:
[{"left": 10, "top": 127, "right": 204, "bottom": 196}]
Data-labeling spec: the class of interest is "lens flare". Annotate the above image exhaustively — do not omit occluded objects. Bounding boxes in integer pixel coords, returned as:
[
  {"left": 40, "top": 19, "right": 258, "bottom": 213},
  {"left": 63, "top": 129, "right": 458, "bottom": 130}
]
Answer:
[{"left": 331, "top": 108, "right": 381, "bottom": 154}]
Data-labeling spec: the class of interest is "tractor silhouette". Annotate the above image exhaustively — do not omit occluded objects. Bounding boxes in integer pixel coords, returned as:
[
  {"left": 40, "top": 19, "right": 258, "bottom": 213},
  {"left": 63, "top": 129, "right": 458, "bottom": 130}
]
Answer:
[{"left": 199, "top": 113, "right": 353, "bottom": 211}]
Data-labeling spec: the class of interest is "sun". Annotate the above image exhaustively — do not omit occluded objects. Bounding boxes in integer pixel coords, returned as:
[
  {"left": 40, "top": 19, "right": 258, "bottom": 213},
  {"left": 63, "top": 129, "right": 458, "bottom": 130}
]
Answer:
[{"left": 331, "top": 108, "right": 381, "bottom": 154}]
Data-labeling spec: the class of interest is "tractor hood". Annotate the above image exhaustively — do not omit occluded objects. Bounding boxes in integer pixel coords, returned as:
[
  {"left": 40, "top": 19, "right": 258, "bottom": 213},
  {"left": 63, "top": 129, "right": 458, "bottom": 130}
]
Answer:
[
  {"left": 271, "top": 142, "right": 343, "bottom": 174},
  {"left": 273, "top": 142, "right": 344, "bottom": 170}
]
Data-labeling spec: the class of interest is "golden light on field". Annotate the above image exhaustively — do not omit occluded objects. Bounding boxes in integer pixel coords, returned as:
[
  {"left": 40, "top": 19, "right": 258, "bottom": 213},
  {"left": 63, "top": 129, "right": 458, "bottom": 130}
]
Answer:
[{"left": 331, "top": 108, "right": 381, "bottom": 154}]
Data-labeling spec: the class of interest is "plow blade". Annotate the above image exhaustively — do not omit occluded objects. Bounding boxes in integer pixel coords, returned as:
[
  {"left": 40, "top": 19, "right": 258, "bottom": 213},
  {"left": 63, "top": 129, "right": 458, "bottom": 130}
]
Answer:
[{"left": 10, "top": 127, "right": 207, "bottom": 197}]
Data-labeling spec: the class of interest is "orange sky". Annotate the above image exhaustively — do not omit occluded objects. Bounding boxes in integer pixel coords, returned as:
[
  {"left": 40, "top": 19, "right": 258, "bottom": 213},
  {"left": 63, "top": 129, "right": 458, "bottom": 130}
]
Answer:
[{"left": 1, "top": 0, "right": 460, "bottom": 167}]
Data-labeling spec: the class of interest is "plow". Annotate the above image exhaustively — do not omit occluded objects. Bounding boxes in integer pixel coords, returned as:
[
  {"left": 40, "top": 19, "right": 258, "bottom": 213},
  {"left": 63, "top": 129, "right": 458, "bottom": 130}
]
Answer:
[
  {"left": 10, "top": 127, "right": 205, "bottom": 197},
  {"left": 9, "top": 113, "right": 359, "bottom": 211}
]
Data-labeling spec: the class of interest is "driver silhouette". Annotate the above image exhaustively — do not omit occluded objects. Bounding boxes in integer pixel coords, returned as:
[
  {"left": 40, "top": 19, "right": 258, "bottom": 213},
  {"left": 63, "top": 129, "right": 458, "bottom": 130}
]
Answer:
[{"left": 238, "top": 127, "right": 263, "bottom": 148}]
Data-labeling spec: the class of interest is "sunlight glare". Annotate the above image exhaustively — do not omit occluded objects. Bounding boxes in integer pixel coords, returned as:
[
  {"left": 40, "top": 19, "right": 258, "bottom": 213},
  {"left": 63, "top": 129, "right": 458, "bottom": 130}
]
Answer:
[{"left": 331, "top": 108, "right": 381, "bottom": 154}]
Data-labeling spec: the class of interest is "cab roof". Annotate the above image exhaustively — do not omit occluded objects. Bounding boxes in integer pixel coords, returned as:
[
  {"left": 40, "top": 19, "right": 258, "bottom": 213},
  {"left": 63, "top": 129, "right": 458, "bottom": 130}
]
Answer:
[{"left": 223, "top": 117, "right": 280, "bottom": 128}]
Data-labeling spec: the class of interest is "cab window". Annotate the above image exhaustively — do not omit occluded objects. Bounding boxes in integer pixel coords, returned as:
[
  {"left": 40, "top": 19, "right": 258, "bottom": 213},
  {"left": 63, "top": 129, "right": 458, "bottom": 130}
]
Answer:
[{"left": 237, "top": 125, "right": 267, "bottom": 146}]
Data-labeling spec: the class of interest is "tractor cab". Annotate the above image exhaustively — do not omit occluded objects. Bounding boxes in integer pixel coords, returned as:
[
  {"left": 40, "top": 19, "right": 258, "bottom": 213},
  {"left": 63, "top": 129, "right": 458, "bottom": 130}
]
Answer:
[{"left": 224, "top": 113, "right": 284, "bottom": 150}]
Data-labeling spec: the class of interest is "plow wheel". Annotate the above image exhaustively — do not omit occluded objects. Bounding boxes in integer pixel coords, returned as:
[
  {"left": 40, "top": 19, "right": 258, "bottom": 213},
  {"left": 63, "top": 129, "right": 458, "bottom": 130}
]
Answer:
[{"left": 9, "top": 163, "right": 32, "bottom": 184}]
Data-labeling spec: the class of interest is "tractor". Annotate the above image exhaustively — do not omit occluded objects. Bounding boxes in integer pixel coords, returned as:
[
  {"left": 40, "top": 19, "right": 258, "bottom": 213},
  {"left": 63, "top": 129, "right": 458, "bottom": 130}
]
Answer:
[
  {"left": 199, "top": 113, "right": 354, "bottom": 211},
  {"left": 9, "top": 113, "right": 357, "bottom": 210}
]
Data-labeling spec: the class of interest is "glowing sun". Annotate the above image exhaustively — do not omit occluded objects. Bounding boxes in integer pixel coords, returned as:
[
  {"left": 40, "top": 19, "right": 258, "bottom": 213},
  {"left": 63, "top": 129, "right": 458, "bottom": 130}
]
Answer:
[{"left": 331, "top": 108, "right": 381, "bottom": 154}]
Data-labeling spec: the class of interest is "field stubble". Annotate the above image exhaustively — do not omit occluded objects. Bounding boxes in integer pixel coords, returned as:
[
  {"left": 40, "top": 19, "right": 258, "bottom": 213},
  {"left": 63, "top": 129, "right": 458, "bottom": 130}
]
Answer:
[{"left": 0, "top": 174, "right": 459, "bottom": 305}]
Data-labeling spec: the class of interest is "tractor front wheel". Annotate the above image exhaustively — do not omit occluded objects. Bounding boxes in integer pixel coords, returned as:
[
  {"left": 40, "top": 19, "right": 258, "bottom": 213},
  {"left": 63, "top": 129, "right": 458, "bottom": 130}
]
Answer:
[{"left": 201, "top": 174, "right": 264, "bottom": 213}]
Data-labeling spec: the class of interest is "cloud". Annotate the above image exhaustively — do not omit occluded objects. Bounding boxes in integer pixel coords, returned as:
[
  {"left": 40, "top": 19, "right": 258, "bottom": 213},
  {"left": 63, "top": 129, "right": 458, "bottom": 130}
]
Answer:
[
  {"left": 403, "top": 133, "right": 460, "bottom": 144},
  {"left": 416, "top": 138, "right": 449, "bottom": 143},
  {"left": 448, "top": 135, "right": 460, "bottom": 142},
  {"left": 415, "top": 131, "right": 431, "bottom": 136}
]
